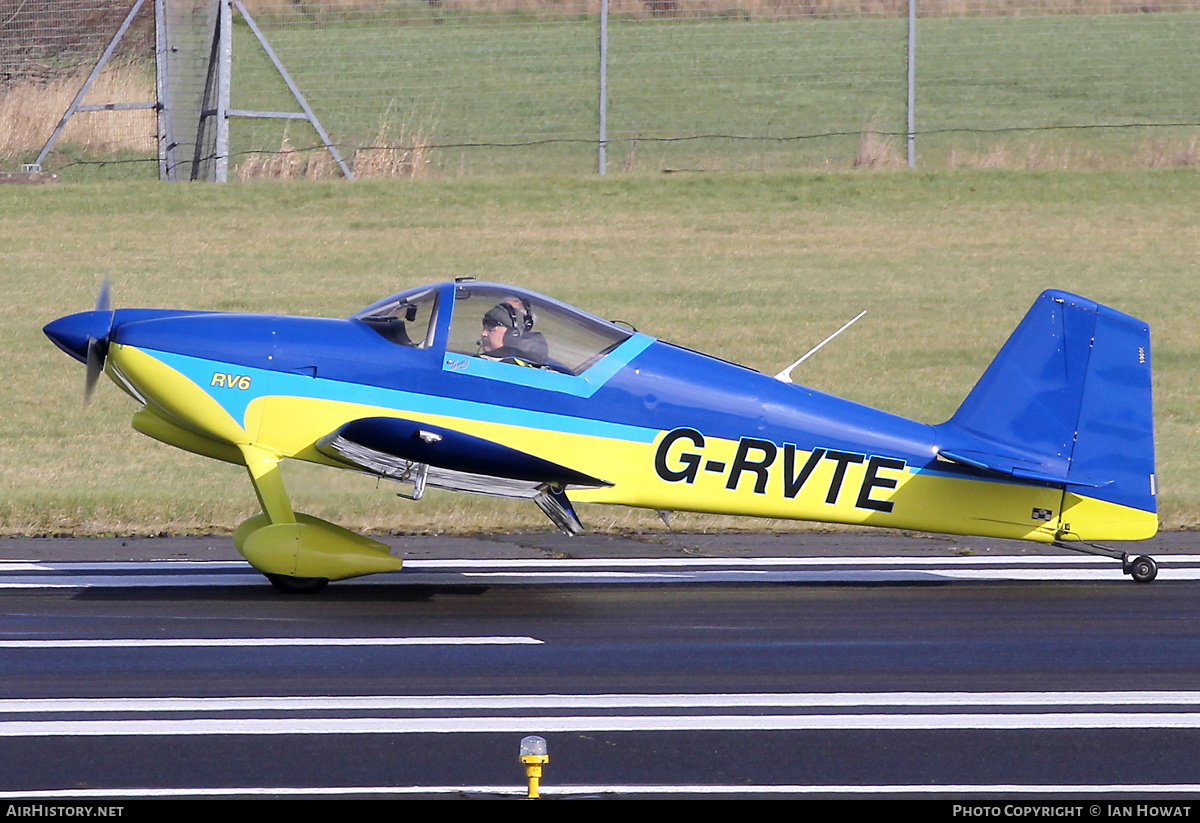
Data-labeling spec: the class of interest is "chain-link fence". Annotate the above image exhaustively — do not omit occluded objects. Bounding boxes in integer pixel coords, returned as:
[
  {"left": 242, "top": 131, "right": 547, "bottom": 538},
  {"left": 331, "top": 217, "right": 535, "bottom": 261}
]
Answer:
[
  {"left": 3, "top": 0, "right": 1199, "bottom": 178},
  {"left": 0, "top": 0, "right": 157, "bottom": 163}
]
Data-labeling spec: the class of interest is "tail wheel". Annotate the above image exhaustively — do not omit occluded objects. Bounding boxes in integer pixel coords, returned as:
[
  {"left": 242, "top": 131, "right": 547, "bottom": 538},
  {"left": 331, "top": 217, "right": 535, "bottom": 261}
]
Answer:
[
  {"left": 1129, "top": 555, "right": 1158, "bottom": 584},
  {"left": 265, "top": 574, "right": 330, "bottom": 595}
]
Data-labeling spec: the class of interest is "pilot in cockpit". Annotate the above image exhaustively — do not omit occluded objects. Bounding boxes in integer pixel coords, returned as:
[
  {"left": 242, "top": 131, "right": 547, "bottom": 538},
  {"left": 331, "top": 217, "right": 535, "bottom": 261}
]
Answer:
[{"left": 479, "top": 297, "right": 550, "bottom": 367}]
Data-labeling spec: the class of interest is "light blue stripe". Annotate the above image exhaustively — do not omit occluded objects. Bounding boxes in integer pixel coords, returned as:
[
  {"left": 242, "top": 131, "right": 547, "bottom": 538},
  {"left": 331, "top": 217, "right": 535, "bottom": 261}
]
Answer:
[
  {"left": 441, "top": 333, "right": 655, "bottom": 398},
  {"left": 160, "top": 356, "right": 257, "bottom": 426},
  {"left": 147, "top": 349, "right": 659, "bottom": 445}
]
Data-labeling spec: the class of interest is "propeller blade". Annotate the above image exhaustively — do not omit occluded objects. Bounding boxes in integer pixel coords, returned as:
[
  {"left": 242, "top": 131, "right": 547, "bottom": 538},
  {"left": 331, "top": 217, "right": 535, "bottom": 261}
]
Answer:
[
  {"left": 95, "top": 274, "right": 112, "bottom": 314},
  {"left": 84, "top": 335, "right": 107, "bottom": 401},
  {"left": 84, "top": 277, "right": 115, "bottom": 402}
]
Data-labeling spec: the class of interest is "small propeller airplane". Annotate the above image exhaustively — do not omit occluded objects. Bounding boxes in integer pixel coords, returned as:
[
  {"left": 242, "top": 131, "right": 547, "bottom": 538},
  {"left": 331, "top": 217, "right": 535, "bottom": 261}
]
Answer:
[{"left": 44, "top": 277, "right": 1159, "bottom": 592}]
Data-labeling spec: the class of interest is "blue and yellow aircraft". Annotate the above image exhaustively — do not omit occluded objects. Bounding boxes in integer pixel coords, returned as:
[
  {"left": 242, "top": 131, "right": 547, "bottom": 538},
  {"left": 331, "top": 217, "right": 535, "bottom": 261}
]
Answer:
[{"left": 44, "top": 278, "right": 1159, "bottom": 592}]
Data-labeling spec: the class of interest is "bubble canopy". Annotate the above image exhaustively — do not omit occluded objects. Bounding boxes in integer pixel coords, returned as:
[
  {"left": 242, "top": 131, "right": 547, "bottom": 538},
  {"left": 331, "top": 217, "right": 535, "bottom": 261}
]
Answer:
[{"left": 353, "top": 281, "right": 632, "bottom": 375}]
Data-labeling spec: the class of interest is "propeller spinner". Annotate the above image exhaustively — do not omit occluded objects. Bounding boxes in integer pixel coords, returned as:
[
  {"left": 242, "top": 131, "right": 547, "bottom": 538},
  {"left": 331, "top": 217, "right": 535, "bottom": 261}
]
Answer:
[{"left": 43, "top": 277, "right": 115, "bottom": 401}]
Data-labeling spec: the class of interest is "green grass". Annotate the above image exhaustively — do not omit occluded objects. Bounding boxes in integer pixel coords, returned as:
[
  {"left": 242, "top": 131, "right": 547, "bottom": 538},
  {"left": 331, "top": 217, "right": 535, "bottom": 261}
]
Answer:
[{"left": 4, "top": 169, "right": 1200, "bottom": 535}]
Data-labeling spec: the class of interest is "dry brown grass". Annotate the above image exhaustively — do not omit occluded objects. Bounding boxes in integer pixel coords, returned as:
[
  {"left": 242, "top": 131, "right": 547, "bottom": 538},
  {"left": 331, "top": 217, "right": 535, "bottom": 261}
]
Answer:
[
  {"left": 1135, "top": 136, "right": 1200, "bottom": 167},
  {"left": 351, "top": 118, "right": 431, "bottom": 178},
  {"left": 236, "top": 135, "right": 347, "bottom": 179},
  {"left": 941, "top": 137, "right": 1200, "bottom": 170},
  {"left": 854, "top": 130, "right": 904, "bottom": 168},
  {"left": 237, "top": 136, "right": 305, "bottom": 179},
  {"left": 0, "top": 63, "right": 155, "bottom": 160},
  {"left": 236, "top": 117, "right": 432, "bottom": 180},
  {"left": 945, "top": 144, "right": 1014, "bottom": 168}
]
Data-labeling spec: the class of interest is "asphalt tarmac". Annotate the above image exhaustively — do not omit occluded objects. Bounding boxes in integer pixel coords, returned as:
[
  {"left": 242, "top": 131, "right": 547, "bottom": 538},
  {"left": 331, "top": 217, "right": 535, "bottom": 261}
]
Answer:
[{"left": 3, "top": 529, "right": 1200, "bottom": 798}]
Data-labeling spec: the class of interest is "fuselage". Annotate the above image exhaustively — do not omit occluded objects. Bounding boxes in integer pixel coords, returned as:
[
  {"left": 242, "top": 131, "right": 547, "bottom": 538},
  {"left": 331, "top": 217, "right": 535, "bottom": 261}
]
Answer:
[{"left": 44, "top": 281, "right": 1157, "bottom": 545}]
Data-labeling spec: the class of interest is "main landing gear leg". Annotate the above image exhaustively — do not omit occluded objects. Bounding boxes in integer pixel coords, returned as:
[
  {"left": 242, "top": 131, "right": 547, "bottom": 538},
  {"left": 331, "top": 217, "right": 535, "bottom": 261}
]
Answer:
[
  {"left": 234, "top": 446, "right": 402, "bottom": 594},
  {"left": 236, "top": 446, "right": 329, "bottom": 594},
  {"left": 1053, "top": 540, "right": 1158, "bottom": 583}
]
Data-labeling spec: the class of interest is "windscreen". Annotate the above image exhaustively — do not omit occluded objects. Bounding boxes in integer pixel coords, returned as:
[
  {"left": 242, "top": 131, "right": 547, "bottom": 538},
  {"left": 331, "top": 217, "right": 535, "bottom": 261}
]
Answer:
[
  {"left": 447, "top": 285, "right": 630, "bottom": 375},
  {"left": 353, "top": 286, "right": 439, "bottom": 348}
]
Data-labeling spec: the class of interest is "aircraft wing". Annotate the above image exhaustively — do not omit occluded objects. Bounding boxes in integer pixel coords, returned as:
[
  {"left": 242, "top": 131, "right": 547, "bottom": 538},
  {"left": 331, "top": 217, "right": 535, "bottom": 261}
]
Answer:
[{"left": 315, "top": 416, "right": 610, "bottom": 534}]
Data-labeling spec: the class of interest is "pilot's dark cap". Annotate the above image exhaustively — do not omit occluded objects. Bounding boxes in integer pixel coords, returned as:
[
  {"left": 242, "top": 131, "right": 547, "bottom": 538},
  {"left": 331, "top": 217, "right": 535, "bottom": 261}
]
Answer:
[{"left": 483, "top": 304, "right": 517, "bottom": 329}]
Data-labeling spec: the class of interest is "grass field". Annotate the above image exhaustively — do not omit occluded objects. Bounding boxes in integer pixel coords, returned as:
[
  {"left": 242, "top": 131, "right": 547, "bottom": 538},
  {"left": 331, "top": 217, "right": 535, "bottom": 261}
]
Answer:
[{"left": 3, "top": 169, "right": 1198, "bottom": 537}]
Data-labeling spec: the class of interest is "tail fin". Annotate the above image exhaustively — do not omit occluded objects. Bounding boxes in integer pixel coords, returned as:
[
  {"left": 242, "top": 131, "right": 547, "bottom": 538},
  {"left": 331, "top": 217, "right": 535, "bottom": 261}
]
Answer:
[{"left": 934, "top": 290, "right": 1156, "bottom": 524}]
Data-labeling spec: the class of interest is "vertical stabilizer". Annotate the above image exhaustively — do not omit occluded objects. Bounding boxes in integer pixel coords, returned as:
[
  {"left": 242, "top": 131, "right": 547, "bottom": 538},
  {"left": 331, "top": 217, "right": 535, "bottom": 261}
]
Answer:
[{"left": 934, "top": 291, "right": 1155, "bottom": 519}]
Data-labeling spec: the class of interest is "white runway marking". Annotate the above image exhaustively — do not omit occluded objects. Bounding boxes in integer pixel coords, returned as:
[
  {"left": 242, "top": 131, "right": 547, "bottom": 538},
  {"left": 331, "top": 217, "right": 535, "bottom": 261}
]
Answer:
[
  {"left": 3, "top": 691, "right": 1200, "bottom": 736},
  {"left": 6, "top": 692, "right": 1200, "bottom": 796},
  {"left": 0, "top": 636, "right": 540, "bottom": 648},
  {"left": 4, "top": 712, "right": 1200, "bottom": 736},
  {"left": 0, "top": 690, "right": 1198, "bottom": 713},
  {"left": 0, "top": 556, "right": 1198, "bottom": 587}
]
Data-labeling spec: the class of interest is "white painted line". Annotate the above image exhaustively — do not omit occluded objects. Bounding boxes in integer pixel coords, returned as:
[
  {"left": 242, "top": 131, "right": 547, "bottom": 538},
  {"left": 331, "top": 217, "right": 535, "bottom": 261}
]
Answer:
[
  {"left": 400, "top": 571, "right": 1200, "bottom": 583},
  {"left": 5, "top": 556, "right": 1196, "bottom": 571},
  {"left": 0, "top": 637, "right": 541, "bottom": 648},
  {"left": 0, "top": 691, "right": 1199, "bottom": 713},
  {"left": 0, "top": 562, "right": 249, "bottom": 571},
  {"left": 0, "top": 578, "right": 265, "bottom": 589},
  {"left": 404, "top": 555, "right": 1200, "bottom": 568},
  {"left": 3, "top": 712, "right": 1200, "bottom": 736},
  {"left": 913, "top": 568, "right": 1200, "bottom": 581},
  {"left": 1, "top": 556, "right": 1198, "bottom": 588}
]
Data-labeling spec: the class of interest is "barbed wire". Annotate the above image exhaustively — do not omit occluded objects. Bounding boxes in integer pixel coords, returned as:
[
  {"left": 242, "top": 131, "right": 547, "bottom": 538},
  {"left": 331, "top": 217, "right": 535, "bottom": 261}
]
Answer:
[{"left": 45, "top": 118, "right": 1200, "bottom": 173}]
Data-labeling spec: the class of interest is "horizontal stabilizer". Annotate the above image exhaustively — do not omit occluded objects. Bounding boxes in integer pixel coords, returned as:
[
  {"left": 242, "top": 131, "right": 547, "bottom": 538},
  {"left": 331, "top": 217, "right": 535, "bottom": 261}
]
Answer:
[{"left": 935, "top": 447, "right": 1102, "bottom": 488}]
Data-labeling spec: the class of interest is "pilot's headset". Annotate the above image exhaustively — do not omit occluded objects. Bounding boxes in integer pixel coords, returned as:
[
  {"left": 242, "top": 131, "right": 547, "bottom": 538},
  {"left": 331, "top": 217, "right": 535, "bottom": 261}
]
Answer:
[{"left": 486, "top": 298, "right": 535, "bottom": 347}]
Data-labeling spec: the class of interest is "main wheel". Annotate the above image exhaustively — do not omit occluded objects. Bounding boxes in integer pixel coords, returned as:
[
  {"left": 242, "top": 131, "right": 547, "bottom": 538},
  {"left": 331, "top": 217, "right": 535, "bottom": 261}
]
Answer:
[
  {"left": 1129, "top": 555, "right": 1158, "bottom": 583},
  {"left": 265, "top": 573, "right": 330, "bottom": 595}
]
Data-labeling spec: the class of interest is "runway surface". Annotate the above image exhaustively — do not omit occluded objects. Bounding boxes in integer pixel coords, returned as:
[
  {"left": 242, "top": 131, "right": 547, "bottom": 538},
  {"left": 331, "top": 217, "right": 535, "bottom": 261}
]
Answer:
[{"left": 1, "top": 531, "right": 1198, "bottom": 799}]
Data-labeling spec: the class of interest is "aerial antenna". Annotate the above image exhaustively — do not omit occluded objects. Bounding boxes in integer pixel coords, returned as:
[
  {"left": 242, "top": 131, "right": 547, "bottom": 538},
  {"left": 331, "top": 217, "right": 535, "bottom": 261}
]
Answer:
[{"left": 774, "top": 310, "right": 867, "bottom": 384}]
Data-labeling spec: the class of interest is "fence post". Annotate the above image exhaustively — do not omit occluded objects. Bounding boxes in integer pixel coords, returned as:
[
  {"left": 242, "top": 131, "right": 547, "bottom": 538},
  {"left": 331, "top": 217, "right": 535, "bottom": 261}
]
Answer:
[
  {"left": 214, "top": 0, "right": 232, "bottom": 182},
  {"left": 598, "top": 0, "right": 609, "bottom": 175},
  {"left": 154, "top": 0, "right": 175, "bottom": 181},
  {"left": 907, "top": 0, "right": 916, "bottom": 167}
]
